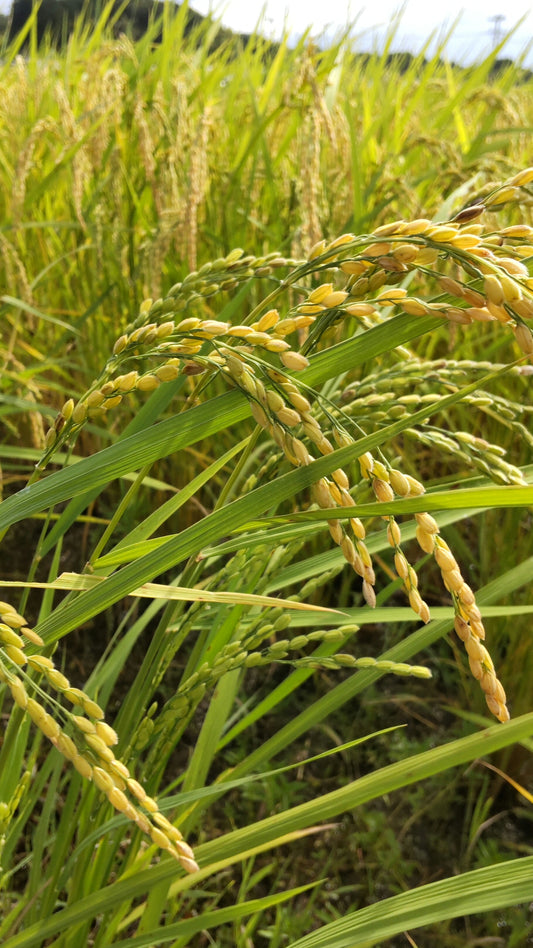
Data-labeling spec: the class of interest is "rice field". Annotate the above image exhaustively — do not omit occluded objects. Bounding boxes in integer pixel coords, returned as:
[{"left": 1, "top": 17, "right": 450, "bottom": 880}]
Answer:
[{"left": 1, "top": 5, "right": 533, "bottom": 946}]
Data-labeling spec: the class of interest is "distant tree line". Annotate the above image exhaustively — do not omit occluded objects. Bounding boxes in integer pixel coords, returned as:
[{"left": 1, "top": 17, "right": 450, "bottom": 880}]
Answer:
[{"left": 2, "top": 0, "right": 251, "bottom": 47}]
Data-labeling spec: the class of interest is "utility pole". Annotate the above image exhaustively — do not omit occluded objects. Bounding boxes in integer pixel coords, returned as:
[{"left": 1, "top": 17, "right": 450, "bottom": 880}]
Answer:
[{"left": 488, "top": 14, "right": 506, "bottom": 50}]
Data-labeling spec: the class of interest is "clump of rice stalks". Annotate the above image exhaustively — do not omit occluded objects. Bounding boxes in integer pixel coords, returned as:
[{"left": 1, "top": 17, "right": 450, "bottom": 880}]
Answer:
[{"left": 35, "top": 168, "right": 533, "bottom": 728}]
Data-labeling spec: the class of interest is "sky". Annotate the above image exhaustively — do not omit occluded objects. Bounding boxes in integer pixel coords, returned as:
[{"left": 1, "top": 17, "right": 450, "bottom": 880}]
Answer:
[{"left": 190, "top": 0, "right": 533, "bottom": 65}]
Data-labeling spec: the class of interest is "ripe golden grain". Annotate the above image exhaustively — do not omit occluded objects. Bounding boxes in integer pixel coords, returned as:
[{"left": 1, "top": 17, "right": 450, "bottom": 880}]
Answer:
[
  {"left": 280, "top": 351, "right": 309, "bottom": 371},
  {"left": 514, "top": 323, "right": 533, "bottom": 355},
  {"left": 402, "top": 298, "right": 430, "bottom": 316}
]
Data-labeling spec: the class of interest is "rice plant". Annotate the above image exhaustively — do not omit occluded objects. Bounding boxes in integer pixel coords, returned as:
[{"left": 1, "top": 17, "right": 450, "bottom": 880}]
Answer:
[{"left": 1, "top": 8, "right": 533, "bottom": 946}]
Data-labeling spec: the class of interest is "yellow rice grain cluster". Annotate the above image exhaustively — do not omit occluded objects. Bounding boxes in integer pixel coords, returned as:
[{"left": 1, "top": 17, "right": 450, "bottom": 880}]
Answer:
[
  {"left": 219, "top": 351, "right": 379, "bottom": 606},
  {"left": 355, "top": 451, "right": 432, "bottom": 623},
  {"left": 350, "top": 453, "right": 509, "bottom": 721},
  {"left": 412, "top": 513, "right": 508, "bottom": 722},
  {"left": 0, "top": 603, "right": 198, "bottom": 871},
  {"left": 428, "top": 530, "right": 508, "bottom": 723},
  {"left": 347, "top": 452, "right": 510, "bottom": 721},
  {"left": 300, "top": 170, "right": 533, "bottom": 358}
]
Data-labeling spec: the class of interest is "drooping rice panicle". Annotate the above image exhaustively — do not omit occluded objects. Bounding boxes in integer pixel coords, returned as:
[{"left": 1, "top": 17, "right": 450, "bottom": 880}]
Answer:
[
  {"left": 39, "top": 171, "right": 533, "bottom": 471},
  {"left": 0, "top": 605, "right": 198, "bottom": 872},
  {"left": 33, "top": 169, "right": 533, "bottom": 722}
]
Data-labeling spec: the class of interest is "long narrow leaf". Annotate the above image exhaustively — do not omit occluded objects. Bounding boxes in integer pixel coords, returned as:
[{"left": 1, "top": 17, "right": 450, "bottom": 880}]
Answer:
[
  {"left": 288, "top": 855, "right": 533, "bottom": 947},
  {"left": 112, "top": 881, "right": 319, "bottom": 948}
]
